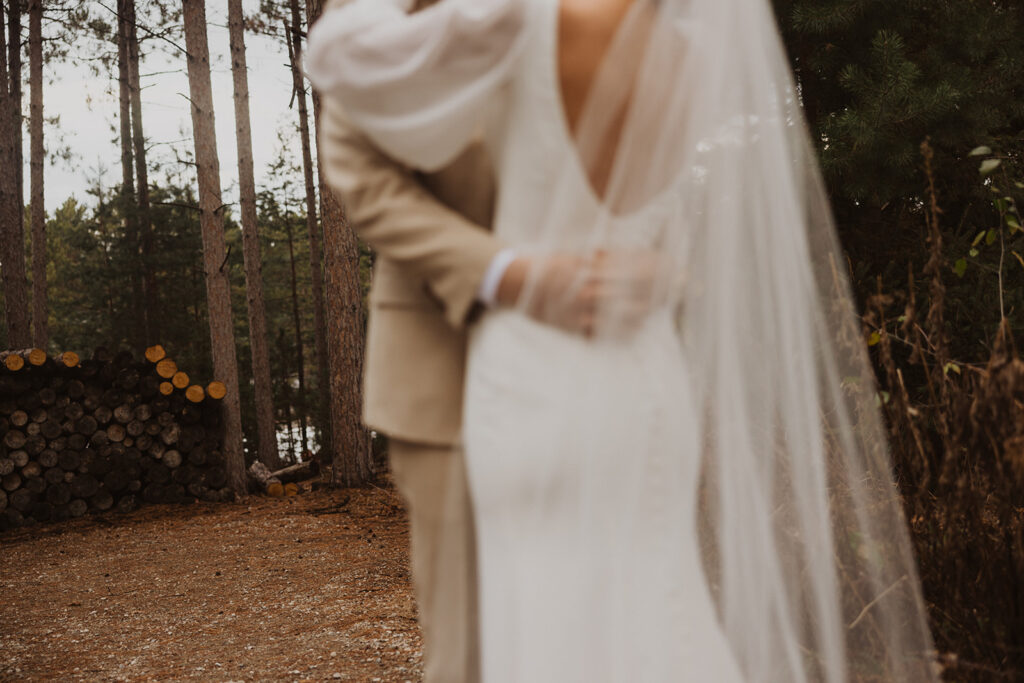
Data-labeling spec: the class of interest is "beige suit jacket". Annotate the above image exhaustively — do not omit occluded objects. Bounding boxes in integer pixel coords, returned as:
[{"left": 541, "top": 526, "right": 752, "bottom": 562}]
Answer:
[{"left": 318, "top": 92, "right": 500, "bottom": 447}]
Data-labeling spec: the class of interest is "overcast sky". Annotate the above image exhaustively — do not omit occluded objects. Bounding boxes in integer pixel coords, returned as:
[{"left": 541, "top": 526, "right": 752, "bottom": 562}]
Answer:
[{"left": 39, "top": 0, "right": 307, "bottom": 214}]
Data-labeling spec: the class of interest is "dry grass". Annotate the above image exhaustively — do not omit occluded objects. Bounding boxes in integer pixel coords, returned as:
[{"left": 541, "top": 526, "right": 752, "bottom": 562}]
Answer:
[
  {"left": 0, "top": 484, "right": 423, "bottom": 682},
  {"left": 863, "top": 143, "right": 1024, "bottom": 680}
]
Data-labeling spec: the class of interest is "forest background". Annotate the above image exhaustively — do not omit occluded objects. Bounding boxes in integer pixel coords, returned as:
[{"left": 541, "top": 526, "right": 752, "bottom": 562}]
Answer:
[{"left": 0, "top": 0, "right": 1022, "bottom": 680}]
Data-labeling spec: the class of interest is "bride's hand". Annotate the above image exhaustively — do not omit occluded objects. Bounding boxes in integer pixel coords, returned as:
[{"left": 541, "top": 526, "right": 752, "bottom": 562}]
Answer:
[{"left": 495, "top": 250, "right": 664, "bottom": 337}]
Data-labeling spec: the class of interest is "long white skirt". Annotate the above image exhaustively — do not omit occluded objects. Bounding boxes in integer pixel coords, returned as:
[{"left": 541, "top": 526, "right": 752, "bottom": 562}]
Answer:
[{"left": 462, "top": 310, "right": 744, "bottom": 682}]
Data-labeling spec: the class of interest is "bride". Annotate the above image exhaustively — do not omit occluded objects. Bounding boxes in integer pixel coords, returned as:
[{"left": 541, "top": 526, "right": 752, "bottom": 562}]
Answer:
[{"left": 307, "top": 0, "right": 937, "bottom": 681}]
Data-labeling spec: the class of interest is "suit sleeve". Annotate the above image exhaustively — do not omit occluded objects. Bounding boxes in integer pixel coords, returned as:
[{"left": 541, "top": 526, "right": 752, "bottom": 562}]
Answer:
[{"left": 318, "top": 97, "right": 503, "bottom": 329}]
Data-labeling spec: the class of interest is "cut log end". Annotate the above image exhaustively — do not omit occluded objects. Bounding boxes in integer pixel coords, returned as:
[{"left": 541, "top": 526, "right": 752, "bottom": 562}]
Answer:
[
  {"left": 185, "top": 385, "right": 205, "bottom": 403},
  {"left": 28, "top": 348, "right": 47, "bottom": 366},
  {"left": 155, "top": 358, "right": 178, "bottom": 379},
  {"left": 159, "top": 381, "right": 174, "bottom": 396},
  {"left": 206, "top": 381, "right": 227, "bottom": 400},
  {"left": 171, "top": 371, "right": 190, "bottom": 389},
  {"left": 57, "top": 351, "right": 80, "bottom": 368},
  {"left": 248, "top": 461, "right": 282, "bottom": 497},
  {"left": 68, "top": 498, "right": 88, "bottom": 517},
  {"left": 4, "top": 355, "right": 24, "bottom": 372},
  {"left": 163, "top": 450, "right": 183, "bottom": 469},
  {"left": 144, "top": 345, "right": 166, "bottom": 363}
]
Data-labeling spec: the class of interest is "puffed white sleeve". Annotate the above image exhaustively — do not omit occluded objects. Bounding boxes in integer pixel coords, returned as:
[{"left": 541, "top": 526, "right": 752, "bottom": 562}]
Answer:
[{"left": 305, "top": 0, "right": 526, "bottom": 171}]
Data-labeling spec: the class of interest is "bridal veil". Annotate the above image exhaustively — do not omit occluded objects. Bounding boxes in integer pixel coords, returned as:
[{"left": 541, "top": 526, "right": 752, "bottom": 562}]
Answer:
[{"left": 308, "top": 0, "right": 938, "bottom": 680}]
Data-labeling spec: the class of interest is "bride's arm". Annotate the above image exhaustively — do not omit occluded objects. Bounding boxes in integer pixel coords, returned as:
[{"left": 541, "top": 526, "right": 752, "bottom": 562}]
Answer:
[{"left": 306, "top": 0, "right": 526, "bottom": 171}]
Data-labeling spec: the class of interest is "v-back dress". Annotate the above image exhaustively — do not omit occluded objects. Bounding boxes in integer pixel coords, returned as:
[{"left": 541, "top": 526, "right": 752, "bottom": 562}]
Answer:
[{"left": 307, "top": 1, "right": 745, "bottom": 680}]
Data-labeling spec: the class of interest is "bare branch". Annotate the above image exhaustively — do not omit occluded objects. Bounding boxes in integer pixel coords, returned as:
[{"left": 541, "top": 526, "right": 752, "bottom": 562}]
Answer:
[{"left": 95, "top": 0, "right": 186, "bottom": 55}]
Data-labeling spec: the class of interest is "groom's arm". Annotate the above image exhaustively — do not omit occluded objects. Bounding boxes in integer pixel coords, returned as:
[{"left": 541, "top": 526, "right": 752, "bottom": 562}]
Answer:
[{"left": 319, "top": 97, "right": 504, "bottom": 329}]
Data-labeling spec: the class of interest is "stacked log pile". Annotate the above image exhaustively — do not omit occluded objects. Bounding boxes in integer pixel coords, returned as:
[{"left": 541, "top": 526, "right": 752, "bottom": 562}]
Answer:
[{"left": 0, "top": 345, "right": 232, "bottom": 531}]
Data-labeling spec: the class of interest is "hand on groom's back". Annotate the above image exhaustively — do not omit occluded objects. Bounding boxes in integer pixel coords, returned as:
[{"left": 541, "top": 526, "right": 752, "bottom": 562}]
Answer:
[{"left": 495, "top": 249, "right": 664, "bottom": 338}]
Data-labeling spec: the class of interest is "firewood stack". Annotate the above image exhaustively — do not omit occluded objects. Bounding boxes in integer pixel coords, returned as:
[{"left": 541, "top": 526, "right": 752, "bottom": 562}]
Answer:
[{"left": 0, "top": 345, "right": 233, "bottom": 531}]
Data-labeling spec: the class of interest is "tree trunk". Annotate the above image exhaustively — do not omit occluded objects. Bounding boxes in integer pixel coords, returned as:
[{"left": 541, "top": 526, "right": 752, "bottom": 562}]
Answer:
[
  {"left": 125, "top": 0, "right": 156, "bottom": 343},
  {"left": 304, "top": 0, "right": 373, "bottom": 487},
  {"left": 0, "top": 2, "right": 30, "bottom": 349},
  {"left": 321, "top": 170, "right": 372, "bottom": 486},
  {"left": 270, "top": 459, "right": 318, "bottom": 484},
  {"left": 284, "top": 216, "right": 308, "bottom": 456},
  {"left": 116, "top": 1, "right": 133, "bottom": 201},
  {"left": 116, "top": 0, "right": 143, "bottom": 353},
  {"left": 228, "top": 0, "right": 278, "bottom": 470},
  {"left": 287, "top": 0, "right": 330, "bottom": 458},
  {"left": 8, "top": 0, "right": 22, "bottom": 219},
  {"left": 181, "top": 0, "right": 246, "bottom": 498},
  {"left": 28, "top": 0, "right": 44, "bottom": 349}
]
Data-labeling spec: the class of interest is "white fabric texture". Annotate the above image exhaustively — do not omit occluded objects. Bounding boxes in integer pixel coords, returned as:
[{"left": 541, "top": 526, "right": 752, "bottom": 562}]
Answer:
[
  {"left": 308, "top": 0, "right": 937, "bottom": 681},
  {"left": 306, "top": 0, "right": 526, "bottom": 171}
]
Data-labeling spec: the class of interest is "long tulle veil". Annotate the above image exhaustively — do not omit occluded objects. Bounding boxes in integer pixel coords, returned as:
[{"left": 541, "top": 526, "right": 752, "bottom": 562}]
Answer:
[{"left": 521, "top": 0, "right": 938, "bottom": 679}]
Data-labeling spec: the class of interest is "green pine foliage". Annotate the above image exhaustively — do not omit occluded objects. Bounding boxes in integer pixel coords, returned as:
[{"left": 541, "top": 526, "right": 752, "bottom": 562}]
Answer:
[
  {"left": 779, "top": 0, "right": 1024, "bottom": 205},
  {"left": 775, "top": 0, "right": 1024, "bottom": 346}
]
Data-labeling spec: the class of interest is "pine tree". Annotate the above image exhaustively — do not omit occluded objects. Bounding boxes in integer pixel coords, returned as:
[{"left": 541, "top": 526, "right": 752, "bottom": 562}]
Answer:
[
  {"left": 125, "top": 0, "right": 156, "bottom": 343},
  {"left": 774, "top": 0, "right": 1024, "bottom": 343},
  {"left": 304, "top": 0, "right": 372, "bottom": 486},
  {"left": 0, "top": 0, "right": 29, "bottom": 349},
  {"left": 228, "top": 0, "right": 278, "bottom": 469},
  {"left": 181, "top": 0, "right": 247, "bottom": 496},
  {"left": 286, "top": 0, "right": 330, "bottom": 458},
  {"left": 28, "top": 0, "right": 46, "bottom": 348},
  {"left": 776, "top": 0, "right": 1024, "bottom": 208},
  {"left": 116, "top": 0, "right": 145, "bottom": 352}
]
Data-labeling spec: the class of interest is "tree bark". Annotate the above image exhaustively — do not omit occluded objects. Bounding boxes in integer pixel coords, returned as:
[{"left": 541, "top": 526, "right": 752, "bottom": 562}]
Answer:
[
  {"left": 304, "top": 0, "right": 373, "bottom": 487},
  {"left": 228, "top": 0, "right": 278, "bottom": 470},
  {"left": 125, "top": 0, "right": 156, "bottom": 343},
  {"left": 181, "top": 0, "right": 246, "bottom": 498},
  {"left": 0, "top": 2, "right": 30, "bottom": 348},
  {"left": 115, "top": 1, "right": 133, "bottom": 199},
  {"left": 7, "top": 0, "right": 22, "bottom": 218},
  {"left": 287, "top": 0, "right": 330, "bottom": 457},
  {"left": 247, "top": 460, "right": 283, "bottom": 497},
  {"left": 116, "top": 0, "right": 143, "bottom": 352},
  {"left": 270, "top": 459, "right": 318, "bottom": 484},
  {"left": 28, "top": 0, "right": 45, "bottom": 349},
  {"left": 321, "top": 169, "right": 372, "bottom": 486}
]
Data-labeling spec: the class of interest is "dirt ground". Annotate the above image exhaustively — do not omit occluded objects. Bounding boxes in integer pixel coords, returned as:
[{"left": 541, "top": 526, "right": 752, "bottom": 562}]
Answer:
[{"left": 0, "top": 483, "right": 423, "bottom": 682}]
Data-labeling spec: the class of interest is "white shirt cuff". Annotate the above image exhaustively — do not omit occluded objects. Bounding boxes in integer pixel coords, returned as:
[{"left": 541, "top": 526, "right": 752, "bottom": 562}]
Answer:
[{"left": 477, "top": 248, "right": 518, "bottom": 307}]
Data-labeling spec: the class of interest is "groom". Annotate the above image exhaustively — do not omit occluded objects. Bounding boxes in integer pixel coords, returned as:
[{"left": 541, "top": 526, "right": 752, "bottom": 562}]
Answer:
[
  {"left": 320, "top": 119, "right": 495, "bottom": 680},
  {"left": 318, "top": 5, "right": 499, "bottom": 681}
]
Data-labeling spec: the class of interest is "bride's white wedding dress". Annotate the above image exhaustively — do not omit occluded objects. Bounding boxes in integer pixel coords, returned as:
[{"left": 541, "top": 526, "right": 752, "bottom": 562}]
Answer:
[{"left": 459, "top": 3, "right": 743, "bottom": 682}]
